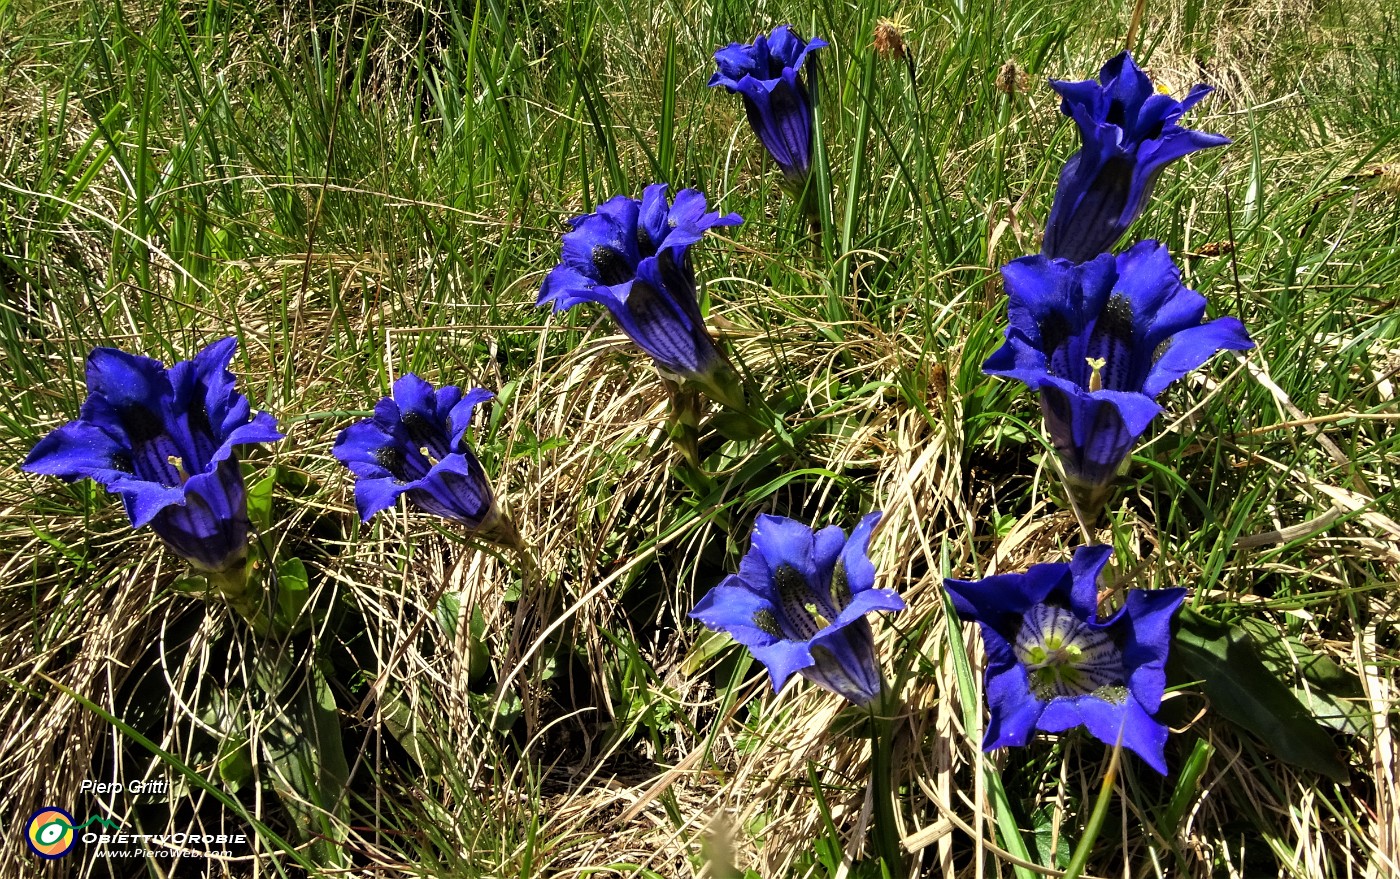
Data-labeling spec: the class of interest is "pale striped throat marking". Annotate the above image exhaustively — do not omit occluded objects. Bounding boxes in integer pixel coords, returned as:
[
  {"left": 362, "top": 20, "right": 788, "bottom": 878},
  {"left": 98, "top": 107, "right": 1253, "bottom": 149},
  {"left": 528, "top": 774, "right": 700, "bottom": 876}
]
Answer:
[{"left": 1013, "top": 603, "right": 1125, "bottom": 701}]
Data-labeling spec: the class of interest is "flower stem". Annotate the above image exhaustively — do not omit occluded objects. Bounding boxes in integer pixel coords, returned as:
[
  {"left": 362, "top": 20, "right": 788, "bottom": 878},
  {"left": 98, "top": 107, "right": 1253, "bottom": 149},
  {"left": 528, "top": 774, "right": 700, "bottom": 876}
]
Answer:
[
  {"left": 1062, "top": 738, "right": 1122, "bottom": 879},
  {"left": 205, "top": 562, "right": 276, "bottom": 636},
  {"left": 868, "top": 687, "right": 905, "bottom": 872}
]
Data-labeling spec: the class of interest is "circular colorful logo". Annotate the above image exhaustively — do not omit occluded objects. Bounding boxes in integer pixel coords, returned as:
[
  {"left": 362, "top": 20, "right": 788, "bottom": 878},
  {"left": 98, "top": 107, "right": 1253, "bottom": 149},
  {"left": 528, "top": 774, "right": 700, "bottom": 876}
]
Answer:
[{"left": 25, "top": 807, "right": 76, "bottom": 859}]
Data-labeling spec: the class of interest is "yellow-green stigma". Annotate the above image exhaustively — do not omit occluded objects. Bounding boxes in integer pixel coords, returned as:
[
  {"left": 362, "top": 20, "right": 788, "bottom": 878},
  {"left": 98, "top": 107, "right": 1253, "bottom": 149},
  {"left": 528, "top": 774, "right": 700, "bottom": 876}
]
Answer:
[
  {"left": 167, "top": 455, "right": 190, "bottom": 484},
  {"left": 1086, "top": 356, "right": 1107, "bottom": 392}
]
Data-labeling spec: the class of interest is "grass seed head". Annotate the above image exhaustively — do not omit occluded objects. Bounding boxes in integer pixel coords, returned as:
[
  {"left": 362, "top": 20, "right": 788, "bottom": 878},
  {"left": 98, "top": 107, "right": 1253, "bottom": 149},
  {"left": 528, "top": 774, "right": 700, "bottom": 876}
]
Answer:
[{"left": 872, "top": 17, "right": 909, "bottom": 61}]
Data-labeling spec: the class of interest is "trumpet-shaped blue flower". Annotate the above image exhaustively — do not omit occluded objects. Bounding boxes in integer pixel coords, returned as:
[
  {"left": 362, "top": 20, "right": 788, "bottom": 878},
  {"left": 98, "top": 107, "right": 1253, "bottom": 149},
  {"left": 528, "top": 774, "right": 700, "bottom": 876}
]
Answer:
[
  {"left": 1044, "top": 52, "right": 1230, "bottom": 262},
  {"left": 22, "top": 338, "right": 283, "bottom": 574},
  {"left": 538, "top": 184, "right": 744, "bottom": 407},
  {"left": 984, "top": 240, "right": 1253, "bottom": 510},
  {"left": 943, "top": 544, "right": 1186, "bottom": 774},
  {"left": 333, "top": 375, "right": 500, "bottom": 531},
  {"left": 709, "top": 25, "right": 828, "bottom": 192},
  {"left": 690, "top": 512, "right": 904, "bottom": 706}
]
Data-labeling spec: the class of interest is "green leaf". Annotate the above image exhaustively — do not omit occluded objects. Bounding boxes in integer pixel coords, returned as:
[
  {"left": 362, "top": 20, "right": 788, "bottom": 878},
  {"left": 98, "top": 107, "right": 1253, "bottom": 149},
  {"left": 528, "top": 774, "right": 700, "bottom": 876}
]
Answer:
[
  {"left": 681, "top": 629, "right": 736, "bottom": 676},
  {"left": 246, "top": 470, "right": 277, "bottom": 534},
  {"left": 1237, "top": 617, "right": 1372, "bottom": 737},
  {"left": 435, "top": 591, "right": 461, "bottom": 642},
  {"left": 217, "top": 734, "right": 253, "bottom": 793},
  {"left": 1170, "top": 609, "right": 1347, "bottom": 781},
  {"left": 470, "top": 689, "right": 521, "bottom": 732},
  {"left": 708, "top": 411, "right": 766, "bottom": 442},
  {"left": 1031, "top": 802, "right": 1071, "bottom": 869},
  {"left": 467, "top": 605, "right": 490, "bottom": 685},
  {"left": 273, "top": 557, "right": 310, "bottom": 632},
  {"left": 380, "top": 685, "right": 443, "bottom": 777},
  {"left": 259, "top": 661, "right": 352, "bottom": 868}
]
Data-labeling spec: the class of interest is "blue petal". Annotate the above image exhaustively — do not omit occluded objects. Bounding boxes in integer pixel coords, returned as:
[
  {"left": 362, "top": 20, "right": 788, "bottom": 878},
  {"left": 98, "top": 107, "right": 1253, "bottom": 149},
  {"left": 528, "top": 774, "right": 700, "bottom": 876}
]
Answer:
[
  {"left": 710, "top": 25, "right": 826, "bottom": 87},
  {"left": 408, "top": 452, "right": 495, "bottom": 527},
  {"left": 944, "top": 562, "right": 1069, "bottom": 626},
  {"left": 115, "top": 478, "right": 188, "bottom": 528},
  {"left": 1041, "top": 52, "right": 1228, "bottom": 262},
  {"left": 1066, "top": 543, "right": 1115, "bottom": 619},
  {"left": 223, "top": 410, "right": 284, "bottom": 449},
  {"left": 170, "top": 337, "right": 237, "bottom": 440},
  {"left": 610, "top": 259, "right": 718, "bottom": 378},
  {"left": 332, "top": 420, "right": 396, "bottom": 472},
  {"left": 79, "top": 347, "right": 173, "bottom": 448},
  {"left": 638, "top": 183, "right": 674, "bottom": 255},
  {"left": 23, "top": 421, "right": 130, "bottom": 485},
  {"left": 997, "top": 254, "right": 1117, "bottom": 356},
  {"left": 1039, "top": 379, "right": 1161, "bottom": 488},
  {"left": 1064, "top": 691, "right": 1164, "bottom": 772},
  {"left": 811, "top": 524, "right": 847, "bottom": 584},
  {"left": 354, "top": 475, "right": 408, "bottom": 522},
  {"left": 733, "top": 542, "right": 776, "bottom": 603},
  {"left": 657, "top": 187, "right": 743, "bottom": 252},
  {"left": 392, "top": 373, "right": 438, "bottom": 419},
  {"left": 538, "top": 264, "right": 602, "bottom": 310},
  {"left": 1110, "top": 241, "right": 1191, "bottom": 331},
  {"left": 448, "top": 387, "right": 495, "bottom": 450},
  {"left": 807, "top": 617, "right": 882, "bottom": 704},
  {"left": 981, "top": 332, "right": 1052, "bottom": 390},
  {"left": 749, "top": 514, "right": 818, "bottom": 585},
  {"left": 1142, "top": 317, "right": 1254, "bottom": 398},
  {"left": 148, "top": 458, "right": 249, "bottom": 571},
  {"left": 749, "top": 639, "right": 816, "bottom": 693},
  {"left": 764, "top": 25, "right": 825, "bottom": 71},
  {"left": 557, "top": 195, "right": 641, "bottom": 286},
  {"left": 981, "top": 629, "right": 1045, "bottom": 750},
  {"left": 1043, "top": 150, "right": 1138, "bottom": 261},
  {"left": 689, "top": 580, "right": 780, "bottom": 649},
  {"left": 1097, "top": 587, "right": 1186, "bottom": 714},
  {"left": 393, "top": 373, "right": 455, "bottom": 458},
  {"left": 1137, "top": 127, "right": 1233, "bottom": 173},
  {"left": 836, "top": 511, "right": 882, "bottom": 597},
  {"left": 334, "top": 408, "right": 432, "bottom": 486},
  {"left": 734, "top": 72, "right": 814, "bottom": 183},
  {"left": 164, "top": 337, "right": 280, "bottom": 477},
  {"left": 1100, "top": 52, "right": 1154, "bottom": 121},
  {"left": 826, "top": 586, "right": 905, "bottom": 630}
]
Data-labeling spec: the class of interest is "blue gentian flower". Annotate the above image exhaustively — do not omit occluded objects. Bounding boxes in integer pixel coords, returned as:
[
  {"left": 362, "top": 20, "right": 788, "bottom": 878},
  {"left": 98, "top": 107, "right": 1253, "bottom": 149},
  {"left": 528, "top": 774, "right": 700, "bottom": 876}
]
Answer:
[
  {"left": 22, "top": 338, "right": 283, "bottom": 575},
  {"left": 1044, "top": 52, "right": 1230, "bottom": 262},
  {"left": 983, "top": 240, "right": 1253, "bottom": 510},
  {"left": 690, "top": 512, "right": 905, "bottom": 706},
  {"left": 709, "top": 25, "right": 828, "bottom": 193},
  {"left": 943, "top": 544, "right": 1186, "bottom": 774},
  {"left": 332, "top": 375, "right": 502, "bottom": 533},
  {"left": 538, "top": 184, "right": 745, "bottom": 408}
]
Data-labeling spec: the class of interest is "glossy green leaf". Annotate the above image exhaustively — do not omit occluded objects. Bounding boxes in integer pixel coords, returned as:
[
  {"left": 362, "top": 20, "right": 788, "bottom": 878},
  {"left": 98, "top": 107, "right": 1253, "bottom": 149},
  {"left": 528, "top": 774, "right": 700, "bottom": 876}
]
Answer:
[
  {"left": 1171, "top": 609, "right": 1347, "bottom": 781},
  {"left": 1237, "top": 617, "right": 1371, "bottom": 737},
  {"left": 259, "top": 660, "right": 352, "bottom": 867},
  {"left": 273, "top": 557, "right": 310, "bottom": 632},
  {"left": 246, "top": 469, "right": 277, "bottom": 534}
]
